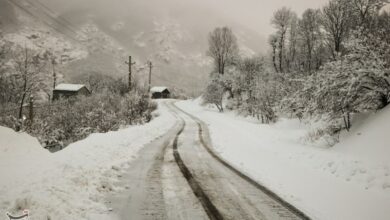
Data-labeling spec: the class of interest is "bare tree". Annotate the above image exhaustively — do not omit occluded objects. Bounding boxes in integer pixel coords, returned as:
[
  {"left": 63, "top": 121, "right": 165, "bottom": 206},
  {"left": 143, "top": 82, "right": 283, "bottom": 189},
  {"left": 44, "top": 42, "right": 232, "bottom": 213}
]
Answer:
[
  {"left": 268, "top": 34, "right": 279, "bottom": 72},
  {"left": 12, "top": 47, "right": 46, "bottom": 130},
  {"left": 0, "top": 34, "right": 10, "bottom": 105},
  {"left": 207, "top": 27, "right": 239, "bottom": 75},
  {"left": 299, "top": 9, "right": 323, "bottom": 72},
  {"left": 271, "top": 7, "right": 295, "bottom": 73},
  {"left": 286, "top": 13, "right": 299, "bottom": 72},
  {"left": 351, "top": 0, "right": 385, "bottom": 27},
  {"left": 322, "top": 0, "right": 354, "bottom": 59}
]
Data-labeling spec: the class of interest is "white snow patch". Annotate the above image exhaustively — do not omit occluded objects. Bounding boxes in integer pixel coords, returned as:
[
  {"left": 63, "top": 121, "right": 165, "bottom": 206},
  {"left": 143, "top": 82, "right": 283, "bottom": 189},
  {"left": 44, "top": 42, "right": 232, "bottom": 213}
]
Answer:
[{"left": 0, "top": 102, "right": 175, "bottom": 219}]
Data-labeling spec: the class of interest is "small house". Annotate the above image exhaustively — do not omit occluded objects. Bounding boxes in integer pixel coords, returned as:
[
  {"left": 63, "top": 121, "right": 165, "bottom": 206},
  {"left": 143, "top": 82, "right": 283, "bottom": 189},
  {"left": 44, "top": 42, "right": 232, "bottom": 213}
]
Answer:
[
  {"left": 150, "top": 86, "right": 170, "bottom": 99},
  {"left": 53, "top": 84, "right": 91, "bottom": 100}
]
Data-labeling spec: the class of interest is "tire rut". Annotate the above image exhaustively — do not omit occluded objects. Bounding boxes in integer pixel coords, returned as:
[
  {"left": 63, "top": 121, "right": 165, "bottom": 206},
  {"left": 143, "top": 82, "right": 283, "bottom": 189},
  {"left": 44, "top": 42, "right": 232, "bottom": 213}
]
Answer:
[
  {"left": 170, "top": 102, "right": 311, "bottom": 220},
  {"left": 171, "top": 111, "right": 224, "bottom": 220}
]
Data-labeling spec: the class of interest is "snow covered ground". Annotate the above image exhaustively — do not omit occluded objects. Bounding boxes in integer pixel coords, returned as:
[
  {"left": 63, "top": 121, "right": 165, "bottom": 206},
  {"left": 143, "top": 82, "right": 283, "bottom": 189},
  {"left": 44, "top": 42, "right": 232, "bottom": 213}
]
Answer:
[
  {"left": 0, "top": 102, "right": 176, "bottom": 220},
  {"left": 176, "top": 99, "right": 390, "bottom": 220}
]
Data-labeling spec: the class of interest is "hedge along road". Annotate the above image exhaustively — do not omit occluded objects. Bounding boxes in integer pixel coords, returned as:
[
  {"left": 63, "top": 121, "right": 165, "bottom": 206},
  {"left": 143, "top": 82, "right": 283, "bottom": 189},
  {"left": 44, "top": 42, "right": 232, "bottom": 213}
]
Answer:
[{"left": 108, "top": 100, "right": 310, "bottom": 220}]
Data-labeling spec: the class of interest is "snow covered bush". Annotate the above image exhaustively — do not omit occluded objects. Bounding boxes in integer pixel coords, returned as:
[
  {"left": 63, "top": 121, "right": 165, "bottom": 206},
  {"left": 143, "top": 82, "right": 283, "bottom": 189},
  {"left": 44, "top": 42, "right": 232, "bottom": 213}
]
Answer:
[
  {"left": 203, "top": 74, "right": 225, "bottom": 112},
  {"left": 27, "top": 90, "right": 156, "bottom": 149},
  {"left": 0, "top": 88, "right": 156, "bottom": 149},
  {"left": 0, "top": 44, "right": 157, "bottom": 149},
  {"left": 284, "top": 32, "right": 390, "bottom": 135}
]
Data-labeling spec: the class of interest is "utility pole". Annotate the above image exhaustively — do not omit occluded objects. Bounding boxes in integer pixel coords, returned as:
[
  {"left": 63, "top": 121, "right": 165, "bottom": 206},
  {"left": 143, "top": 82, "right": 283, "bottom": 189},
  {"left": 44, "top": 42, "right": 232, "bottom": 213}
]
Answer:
[
  {"left": 52, "top": 58, "right": 57, "bottom": 89},
  {"left": 28, "top": 95, "right": 34, "bottom": 130},
  {"left": 148, "top": 61, "right": 153, "bottom": 92},
  {"left": 125, "top": 56, "right": 136, "bottom": 92}
]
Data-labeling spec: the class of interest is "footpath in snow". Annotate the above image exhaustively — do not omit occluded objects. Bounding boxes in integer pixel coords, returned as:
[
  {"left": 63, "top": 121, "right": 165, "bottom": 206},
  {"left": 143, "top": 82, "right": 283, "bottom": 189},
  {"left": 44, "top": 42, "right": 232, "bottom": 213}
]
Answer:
[
  {"left": 176, "top": 99, "right": 390, "bottom": 220},
  {"left": 0, "top": 101, "right": 176, "bottom": 220}
]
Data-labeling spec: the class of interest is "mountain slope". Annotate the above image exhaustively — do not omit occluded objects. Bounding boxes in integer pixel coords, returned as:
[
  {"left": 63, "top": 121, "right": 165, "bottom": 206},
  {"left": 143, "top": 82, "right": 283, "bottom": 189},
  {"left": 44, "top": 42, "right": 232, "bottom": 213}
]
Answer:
[{"left": 0, "top": 0, "right": 267, "bottom": 95}]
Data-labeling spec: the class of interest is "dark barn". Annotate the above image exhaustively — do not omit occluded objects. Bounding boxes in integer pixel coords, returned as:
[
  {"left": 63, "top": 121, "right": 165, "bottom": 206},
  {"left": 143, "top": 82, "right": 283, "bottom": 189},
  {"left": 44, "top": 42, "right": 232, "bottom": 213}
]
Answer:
[
  {"left": 53, "top": 84, "right": 91, "bottom": 100},
  {"left": 150, "top": 86, "right": 170, "bottom": 99}
]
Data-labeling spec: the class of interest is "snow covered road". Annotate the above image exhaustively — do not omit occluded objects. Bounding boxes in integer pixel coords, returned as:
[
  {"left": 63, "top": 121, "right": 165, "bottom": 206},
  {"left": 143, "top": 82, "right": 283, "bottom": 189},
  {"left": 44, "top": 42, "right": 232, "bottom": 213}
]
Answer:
[
  {"left": 168, "top": 102, "right": 307, "bottom": 220},
  {"left": 106, "top": 100, "right": 307, "bottom": 220},
  {"left": 107, "top": 104, "right": 208, "bottom": 220}
]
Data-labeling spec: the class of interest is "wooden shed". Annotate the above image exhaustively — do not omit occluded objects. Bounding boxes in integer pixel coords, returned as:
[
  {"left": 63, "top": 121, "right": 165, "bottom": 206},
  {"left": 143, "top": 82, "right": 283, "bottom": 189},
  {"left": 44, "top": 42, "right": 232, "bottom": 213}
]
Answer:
[
  {"left": 150, "top": 86, "right": 170, "bottom": 99},
  {"left": 53, "top": 84, "right": 91, "bottom": 100}
]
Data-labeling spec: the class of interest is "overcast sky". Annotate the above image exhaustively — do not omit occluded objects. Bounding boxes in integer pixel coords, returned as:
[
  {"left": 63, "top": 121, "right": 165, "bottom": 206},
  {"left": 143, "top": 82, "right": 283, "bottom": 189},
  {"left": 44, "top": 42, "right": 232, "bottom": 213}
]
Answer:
[
  {"left": 202, "top": 0, "right": 329, "bottom": 35},
  {"left": 42, "top": 0, "right": 330, "bottom": 37}
]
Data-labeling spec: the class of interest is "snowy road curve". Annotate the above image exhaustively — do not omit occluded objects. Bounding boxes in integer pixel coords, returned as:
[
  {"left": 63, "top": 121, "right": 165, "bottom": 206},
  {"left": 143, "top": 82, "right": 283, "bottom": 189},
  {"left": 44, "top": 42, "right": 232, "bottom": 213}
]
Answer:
[{"left": 109, "top": 101, "right": 309, "bottom": 220}]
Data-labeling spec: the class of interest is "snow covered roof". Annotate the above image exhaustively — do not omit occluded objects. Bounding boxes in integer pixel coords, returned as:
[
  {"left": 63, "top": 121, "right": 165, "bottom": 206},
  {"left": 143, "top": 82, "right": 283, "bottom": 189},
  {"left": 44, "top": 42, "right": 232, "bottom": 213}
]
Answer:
[
  {"left": 150, "top": 86, "right": 169, "bottom": 93},
  {"left": 54, "top": 84, "right": 87, "bottom": 92}
]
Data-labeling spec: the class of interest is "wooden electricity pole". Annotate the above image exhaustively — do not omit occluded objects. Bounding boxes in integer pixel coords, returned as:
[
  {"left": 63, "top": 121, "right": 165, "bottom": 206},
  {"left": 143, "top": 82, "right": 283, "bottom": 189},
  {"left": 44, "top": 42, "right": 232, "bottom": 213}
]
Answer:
[
  {"left": 125, "top": 56, "right": 136, "bottom": 91},
  {"left": 51, "top": 58, "right": 57, "bottom": 102},
  {"left": 148, "top": 61, "right": 153, "bottom": 92},
  {"left": 52, "top": 58, "right": 57, "bottom": 89},
  {"left": 28, "top": 95, "right": 34, "bottom": 130}
]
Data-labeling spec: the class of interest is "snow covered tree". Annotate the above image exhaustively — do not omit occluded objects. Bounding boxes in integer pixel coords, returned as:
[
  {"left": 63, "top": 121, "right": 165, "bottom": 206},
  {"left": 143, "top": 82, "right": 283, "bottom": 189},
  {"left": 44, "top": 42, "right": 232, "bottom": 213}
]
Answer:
[
  {"left": 293, "top": 33, "right": 390, "bottom": 131},
  {"left": 11, "top": 47, "right": 47, "bottom": 131},
  {"left": 268, "top": 34, "right": 279, "bottom": 73},
  {"left": 285, "top": 13, "right": 299, "bottom": 72},
  {"left": 350, "top": 0, "right": 386, "bottom": 28},
  {"left": 365, "top": 10, "right": 390, "bottom": 68},
  {"left": 322, "top": 0, "right": 355, "bottom": 59},
  {"left": 207, "top": 27, "right": 239, "bottom": 75},
  {"left": 271, "top": 7, "right": 296, "bottom": 73},
  {"left": 298, "top": 9, "right": 325, "bottom": 72},
  {"left": 0, "top": 34, "right": 13, "bottom": 105},
  {"left": 203, "top": 76, "right": 225, "bottom": 112},
  {"left": 235, "top": 57, "right": 263, "bottom": 114}
]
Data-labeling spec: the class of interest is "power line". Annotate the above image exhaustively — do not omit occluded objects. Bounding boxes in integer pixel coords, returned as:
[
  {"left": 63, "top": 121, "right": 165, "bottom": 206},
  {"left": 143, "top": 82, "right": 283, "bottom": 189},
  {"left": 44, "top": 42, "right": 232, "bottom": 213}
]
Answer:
[
  {"left": 31, "top": 0, "right": 80, "bottom": 36},
  {"left": 6, "top": 0, "right": 79, "bottom": 42}
]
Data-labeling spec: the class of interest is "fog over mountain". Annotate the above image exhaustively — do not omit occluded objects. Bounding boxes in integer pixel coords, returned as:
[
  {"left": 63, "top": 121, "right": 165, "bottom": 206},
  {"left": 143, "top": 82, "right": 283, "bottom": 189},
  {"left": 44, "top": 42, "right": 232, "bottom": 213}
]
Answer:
[{"left": 0, "top": 0, "right": 328, "bottom": 94}]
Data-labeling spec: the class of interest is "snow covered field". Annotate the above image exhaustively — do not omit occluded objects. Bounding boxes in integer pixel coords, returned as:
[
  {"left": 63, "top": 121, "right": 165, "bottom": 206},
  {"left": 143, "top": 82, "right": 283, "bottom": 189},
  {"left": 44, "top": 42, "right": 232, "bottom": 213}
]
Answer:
[
  {"left": 176, "top": 99, "right": 390, "bottom": 220},
  {"left": 0, "top": 102, "right": 176, "bottom": 220}
]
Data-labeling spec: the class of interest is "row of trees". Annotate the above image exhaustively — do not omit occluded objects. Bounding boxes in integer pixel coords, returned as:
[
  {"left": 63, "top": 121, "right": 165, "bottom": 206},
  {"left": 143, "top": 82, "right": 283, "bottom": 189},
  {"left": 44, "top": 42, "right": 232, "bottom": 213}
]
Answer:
[
  {"left": 269, "top": 0, "right": 387, "bottom": 74},
  {"left": 203, "top": 0, "right": 390, "bottom": 142}
]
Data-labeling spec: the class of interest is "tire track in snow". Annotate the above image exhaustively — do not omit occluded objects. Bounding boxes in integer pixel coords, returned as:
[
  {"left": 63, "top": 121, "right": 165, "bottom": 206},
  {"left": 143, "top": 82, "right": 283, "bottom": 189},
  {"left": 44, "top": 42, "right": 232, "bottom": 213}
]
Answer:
[
  {"left": 167, "top": 102, "right": 224, "bottom": 220},
  {"left": 171, "top": 102, "right": 311, "bottom": 220}
]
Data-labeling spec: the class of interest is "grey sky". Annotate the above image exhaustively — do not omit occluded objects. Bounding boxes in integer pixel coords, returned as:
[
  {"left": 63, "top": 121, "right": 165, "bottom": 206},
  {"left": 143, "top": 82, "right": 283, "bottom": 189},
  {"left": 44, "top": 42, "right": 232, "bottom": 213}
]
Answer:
[
  {"left": 43, "top": 0, "right": 329, "bottom": 37},
  {"left": 193, "top": 0, "right": 329, "bottom": 35}
]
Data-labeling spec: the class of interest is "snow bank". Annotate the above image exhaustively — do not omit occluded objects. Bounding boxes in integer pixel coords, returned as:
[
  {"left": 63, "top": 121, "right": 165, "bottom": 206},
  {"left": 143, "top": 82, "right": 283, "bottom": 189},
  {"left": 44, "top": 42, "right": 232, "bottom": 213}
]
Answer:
[
  {"left": 336, "top": 106, "right": 390, "bottom": 163},
  {"left": 0, "top": 102, "right": 176, "bottom": 220},
  {"left": 176, "top": 100, "right": 390, "bottom": 220}
]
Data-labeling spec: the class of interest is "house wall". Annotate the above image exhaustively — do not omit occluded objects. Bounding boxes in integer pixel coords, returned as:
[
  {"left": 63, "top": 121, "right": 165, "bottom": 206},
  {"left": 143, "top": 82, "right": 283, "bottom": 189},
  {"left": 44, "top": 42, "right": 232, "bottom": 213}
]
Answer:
[
  {"left": 78, "top": 87, "right": 91, "bottom": 96},
  {"left": 53, "top": 87, "right": 91, "bottom": 101},
  {"left": 53, "top": 91, "right": 78, "bottom": 100},
  {"left": 152, "top": 91, "right": 170, "bottom": 99}
]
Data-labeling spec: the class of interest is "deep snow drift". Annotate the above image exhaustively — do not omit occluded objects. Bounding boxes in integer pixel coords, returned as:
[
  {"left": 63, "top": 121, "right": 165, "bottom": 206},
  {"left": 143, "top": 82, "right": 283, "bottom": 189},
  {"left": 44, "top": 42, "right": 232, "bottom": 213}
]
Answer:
[
  {"left": 0, "top": 102, "right": 176, "bottom": 220},
  {"left": 176, "top": 99, "right": 390, "bottom": 220}
]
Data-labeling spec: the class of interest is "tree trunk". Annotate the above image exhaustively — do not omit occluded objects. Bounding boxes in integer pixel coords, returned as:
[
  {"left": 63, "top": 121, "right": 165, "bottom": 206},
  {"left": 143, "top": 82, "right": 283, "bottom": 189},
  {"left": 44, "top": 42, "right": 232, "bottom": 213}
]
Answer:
[
  {"left": 16, "top": 91, "right": 27, "bottom": 132},
  {"left": 279, "top": 34, "right": 285, "bottom": 73},
  {"left": 272, "top": 46, "right": 278, "bottom": 72},
  {"left": 342, "top": 110, "right": 351, "bottom": 132}
]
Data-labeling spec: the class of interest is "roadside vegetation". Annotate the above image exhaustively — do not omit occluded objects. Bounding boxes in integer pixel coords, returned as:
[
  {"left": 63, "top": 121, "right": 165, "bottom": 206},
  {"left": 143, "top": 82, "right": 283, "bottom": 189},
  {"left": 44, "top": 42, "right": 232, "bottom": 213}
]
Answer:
[
  {"left": 203, "top": 0, "right": 390, "bottom": 144},
  {"left": 0, "top": 36, "right": 157, "bottom": 149}
]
